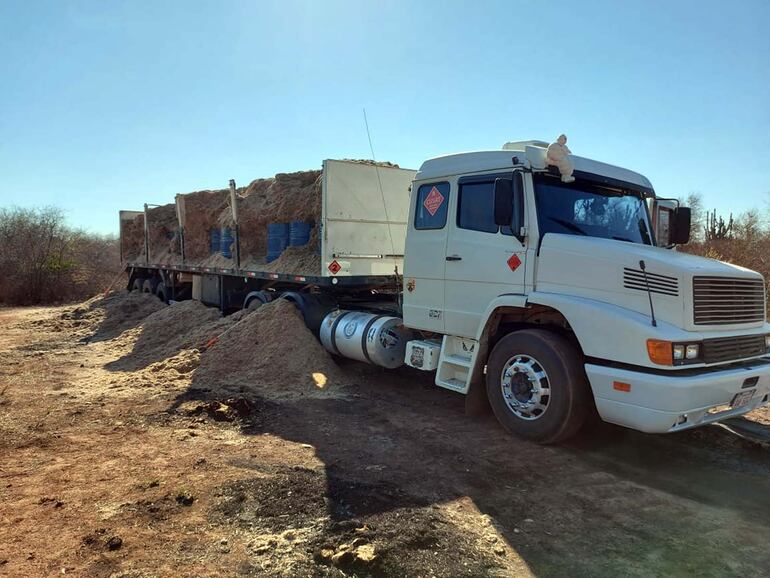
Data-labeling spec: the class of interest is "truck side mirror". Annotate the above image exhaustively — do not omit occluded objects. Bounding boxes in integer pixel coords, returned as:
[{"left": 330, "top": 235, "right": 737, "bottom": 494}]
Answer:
[
  {"left": 494, "top": 178, "right": 513, "bottom": 226},
  {"left": 672, "top": 206, "right": 691, "bottom": 245}
]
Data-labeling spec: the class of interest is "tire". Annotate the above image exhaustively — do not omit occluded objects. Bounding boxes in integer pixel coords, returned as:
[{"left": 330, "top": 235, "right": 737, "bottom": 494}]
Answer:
[
  {"left": 155, "top": 282, "right": 168, "bottom": 304},
  {"left": 243, "top": 290, "right": 273, "bottom": 312},
  {"left": 142, "top": 279, "right": 158, "bottom": 294},
  {"left": 247, "top": 298, "right": 264, "bottom": 311},
  {"left": 280, "top": 292, "right": 337, "bottom": 335},
  {"left": 131, "top": 278, "right": 144, "bottom": 292},
  {"left": 486, "top": 329, "right": 590, "bottom": 444}
]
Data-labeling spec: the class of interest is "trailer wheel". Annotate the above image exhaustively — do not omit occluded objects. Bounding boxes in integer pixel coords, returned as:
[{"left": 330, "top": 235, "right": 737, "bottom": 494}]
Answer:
[
  {"left": 142, "top": 279, "right": 158, "bottom": 294},
  {"left": 155, "top": 282, "right": 168, "bottom": 304},
  {"left": 243, "top": 290, "right": 273, "bottom": 312},
  {"left": 131, "top": 278, "right": 144, "bottom": 292},
  {"left": 281, "top": 292, "right": 337, "bottom": 335},
  {"left": 247, "top": 299, "right": 263, "bottom": 311},
  {"left": 486, "top": 329, "right": 589, "bottom": 444}
]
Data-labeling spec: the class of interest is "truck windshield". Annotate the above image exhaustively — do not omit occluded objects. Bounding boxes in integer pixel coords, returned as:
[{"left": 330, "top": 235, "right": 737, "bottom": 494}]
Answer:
[{"left": 534, "top": 174, "right": 653, "bottom": 245}]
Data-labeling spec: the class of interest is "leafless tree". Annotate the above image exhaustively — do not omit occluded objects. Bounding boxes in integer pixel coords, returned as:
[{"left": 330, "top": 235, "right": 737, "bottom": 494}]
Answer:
[{"left": 0, "top": 207, "right": 121, "bottom": 305}]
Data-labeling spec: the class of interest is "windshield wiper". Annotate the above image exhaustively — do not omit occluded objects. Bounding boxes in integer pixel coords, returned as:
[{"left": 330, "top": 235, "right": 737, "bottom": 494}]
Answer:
[{"left": 548, "top": 217, "right": 587, "bottom": 235}]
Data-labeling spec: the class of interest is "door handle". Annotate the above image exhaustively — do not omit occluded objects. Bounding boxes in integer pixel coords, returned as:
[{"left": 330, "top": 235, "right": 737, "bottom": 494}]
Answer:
[{"left": 446, "top": 255, "right": 462, "bottom": 261}]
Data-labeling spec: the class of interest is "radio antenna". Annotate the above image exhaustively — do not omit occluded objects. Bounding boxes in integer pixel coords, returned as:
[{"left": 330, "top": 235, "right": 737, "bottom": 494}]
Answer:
[{"left": 363, "top": 109, "right": 401, "bottom": 307}]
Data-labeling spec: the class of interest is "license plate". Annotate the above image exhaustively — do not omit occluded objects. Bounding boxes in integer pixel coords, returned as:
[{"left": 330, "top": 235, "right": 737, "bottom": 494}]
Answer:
[{"left": 731, "top": 390, "right": 755, "bottom": 409}]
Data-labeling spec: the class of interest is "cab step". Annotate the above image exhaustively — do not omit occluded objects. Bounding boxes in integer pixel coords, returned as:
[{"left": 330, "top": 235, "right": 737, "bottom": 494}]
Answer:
[{"left": 435, "top": 335, "right": 479, "bottom": 394}]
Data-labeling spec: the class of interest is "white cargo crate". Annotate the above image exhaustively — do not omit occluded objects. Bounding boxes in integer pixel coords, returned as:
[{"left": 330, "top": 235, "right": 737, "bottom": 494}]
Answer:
[{"left": 321, "top": 160, "right": 416, "bottom": 277}]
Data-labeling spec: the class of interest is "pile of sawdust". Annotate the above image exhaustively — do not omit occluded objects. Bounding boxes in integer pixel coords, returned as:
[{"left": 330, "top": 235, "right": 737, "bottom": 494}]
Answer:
[
  {"left": 120, "top": 214, "right": 145, "bottom": 263},
  {"left": 54, "top": 292, "right": 167, "bottom": 340},
  {"left": 124, "top": 300, "right": 221, "bottom": 356},
  {"left": 142, "top": 349, "right": 202, "bottom": 381},
  {"left": 195, "top": 299, "right": 349, "bottom": 397},
  {"left": 146, "top": 203, "right": 181, "bottom": 265},
  {"left": 107, "top": 301, "right": 249, "bottom": 371}
]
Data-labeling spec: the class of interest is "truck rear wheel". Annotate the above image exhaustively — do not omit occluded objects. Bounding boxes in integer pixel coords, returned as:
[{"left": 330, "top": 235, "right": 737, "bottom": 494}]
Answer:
[
  {"left": 131, "top": 278, "right": 144, "bottom": 292},
  {"left": 486, "top": 329, "right": 589, "bottom": 444}
]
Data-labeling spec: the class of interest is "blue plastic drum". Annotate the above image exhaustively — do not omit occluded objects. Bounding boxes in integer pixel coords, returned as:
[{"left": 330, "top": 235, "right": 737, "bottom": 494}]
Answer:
[
  {"left": 267, "top": 223, "right": 289, "bottom": 262},
  {"left": 220, "top": 227, "right": 234, "bottom": 259},
  {"left": 209, "top": 228, "right": 221, "bottom": 255},
  {"left": 289, "top": 221, "right": 311, "bottom": 247}
]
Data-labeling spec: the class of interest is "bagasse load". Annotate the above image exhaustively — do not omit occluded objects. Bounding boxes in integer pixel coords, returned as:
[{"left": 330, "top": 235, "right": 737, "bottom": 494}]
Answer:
[
  {"left": 122, "top": 160, "right": 400, "bottom": 274},
  {"left": 120, "top": 214, "right": 145, "bottom": 263},
  {"left": 221, "top": 170, "right": 323, "bottom": 274},
  {"left": 146, "top": 203, "right": 181, "bottom": 264},
  {"left": 179, "top": 188, "right": 231, "bottom": 261}
]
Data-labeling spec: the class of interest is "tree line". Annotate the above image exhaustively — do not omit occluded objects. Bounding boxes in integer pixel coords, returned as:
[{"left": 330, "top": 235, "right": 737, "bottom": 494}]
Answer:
[{"left": 0, "top": 207, "right": 121, "bottom": 305}]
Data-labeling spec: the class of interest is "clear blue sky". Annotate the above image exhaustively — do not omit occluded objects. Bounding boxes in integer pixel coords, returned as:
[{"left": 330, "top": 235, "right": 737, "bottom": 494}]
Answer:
[{"left": 1, "top": 0, "right": 768, "bottom": 234}]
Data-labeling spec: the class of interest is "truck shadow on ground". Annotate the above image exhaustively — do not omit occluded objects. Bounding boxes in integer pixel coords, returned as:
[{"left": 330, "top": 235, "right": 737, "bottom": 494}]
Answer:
[{"left": 165, "top": 362, "right": 770, "bottom": 577}]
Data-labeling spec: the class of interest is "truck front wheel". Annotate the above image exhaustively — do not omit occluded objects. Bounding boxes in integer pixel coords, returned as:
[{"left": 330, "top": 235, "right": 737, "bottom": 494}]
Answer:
[{"left": 486, "top": 329, "right": 590, "bottom": 444}]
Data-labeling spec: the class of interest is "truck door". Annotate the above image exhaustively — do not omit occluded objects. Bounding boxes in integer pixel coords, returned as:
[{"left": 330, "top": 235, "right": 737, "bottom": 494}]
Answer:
[
  {"left": 443, "top": 172, "right": 527, "bottom": 338},
  {"left": 402, "top": 181, "right": 451, "bottom": 332}
]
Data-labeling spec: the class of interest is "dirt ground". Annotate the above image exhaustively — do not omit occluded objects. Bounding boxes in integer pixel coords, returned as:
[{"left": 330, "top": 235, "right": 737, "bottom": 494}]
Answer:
[{"left": 1, "top": 294, "right": 769, "bottom": 578}]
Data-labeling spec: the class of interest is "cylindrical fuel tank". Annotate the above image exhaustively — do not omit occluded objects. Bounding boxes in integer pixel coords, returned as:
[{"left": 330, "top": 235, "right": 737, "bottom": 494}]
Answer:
[{"left": 320, "top": 310, "right": 412, "bottom": 369}]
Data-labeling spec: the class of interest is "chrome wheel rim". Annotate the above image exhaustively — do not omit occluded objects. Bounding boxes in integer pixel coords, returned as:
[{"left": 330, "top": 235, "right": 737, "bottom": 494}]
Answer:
[{"left": 500, "top": 354, "right": 550, "bottom": 420}]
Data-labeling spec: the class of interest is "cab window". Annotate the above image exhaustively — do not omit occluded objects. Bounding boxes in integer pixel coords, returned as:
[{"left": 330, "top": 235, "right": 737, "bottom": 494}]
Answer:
[
  {"left": 414, "top": 182, "right": 450, "bottom": 230},
  {"left": 457, "top": 180, "right": 514, "bottom": 235}
]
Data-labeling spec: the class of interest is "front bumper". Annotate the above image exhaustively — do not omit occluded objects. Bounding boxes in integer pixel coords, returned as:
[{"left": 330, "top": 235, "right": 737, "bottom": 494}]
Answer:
[{"left": 585, "top": 359, "right": 770, "bottom": 433}]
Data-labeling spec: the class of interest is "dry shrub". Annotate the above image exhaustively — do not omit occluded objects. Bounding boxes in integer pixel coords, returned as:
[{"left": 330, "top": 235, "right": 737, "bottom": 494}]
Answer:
[
  {"left": 0, "top": 206, "right": 122, "bottom": 305},
  {"left": 681, "top": 209, "right": 770, "bottom": 305}
]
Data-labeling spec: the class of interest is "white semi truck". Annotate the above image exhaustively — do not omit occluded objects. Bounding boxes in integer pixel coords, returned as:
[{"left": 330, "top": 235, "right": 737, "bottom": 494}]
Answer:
[{"left": 122, "top": 143, "right": 770, "bottom": 443}]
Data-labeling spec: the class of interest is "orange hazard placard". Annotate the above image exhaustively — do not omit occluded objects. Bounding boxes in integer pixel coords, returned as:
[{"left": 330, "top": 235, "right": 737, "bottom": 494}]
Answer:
[
  {"left": 328, "top": 260, "right": 342, "bottom": 275},
  {"left": 423, "top": 186, "right": 445, "bottom": 217},
  {"left": 507, "top": 254, "right": 522, "bottom": 272}
]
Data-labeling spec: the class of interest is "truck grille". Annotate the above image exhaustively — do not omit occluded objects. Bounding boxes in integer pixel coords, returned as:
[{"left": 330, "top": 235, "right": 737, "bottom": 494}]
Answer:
[
  {"left": 623, "top": 268, "right": 678, "bottom": 296},
  {"left": 702, "top": 334, "right": 766, "bottom": 364},
  {"left": 693, "top": 276, "right": 766, "bottom": 325}
]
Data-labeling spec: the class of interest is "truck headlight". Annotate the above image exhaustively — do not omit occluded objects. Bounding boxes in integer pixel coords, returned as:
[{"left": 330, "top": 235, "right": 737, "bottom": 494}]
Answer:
[{"left": 647, "top": 340, "right": 702, "bottom": 366}]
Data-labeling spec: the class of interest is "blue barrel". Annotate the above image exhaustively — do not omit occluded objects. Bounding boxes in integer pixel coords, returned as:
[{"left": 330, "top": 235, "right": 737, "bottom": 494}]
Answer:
[
  {"left": 220, "top": 227, "right": 234, "bottom": 259},
  {"left": 267, "top": 223, "right": 289, "bottom": 262},
  {"left": 289, "top": 221, "right": 312, "bottom": 247},
  {"left": 209, "top": 228, "right": 221, "bottom": 255}
]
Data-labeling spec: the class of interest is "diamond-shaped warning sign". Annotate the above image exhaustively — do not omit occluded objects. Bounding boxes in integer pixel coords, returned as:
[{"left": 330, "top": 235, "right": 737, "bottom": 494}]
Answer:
[
  {"left": 328, "top": 259, "right": 342, "bottom": 275},
  {"left": 423, "top": 186, "right": 445, "bottom": 217},
  {"left": 507, "top": 254, "right": 522, "bottom": 272}
]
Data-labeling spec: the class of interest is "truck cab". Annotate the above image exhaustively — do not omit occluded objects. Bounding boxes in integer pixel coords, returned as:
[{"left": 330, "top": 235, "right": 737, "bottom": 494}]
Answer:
[{"left": 402, "top": 141, "right": 770, "bottom": 443}]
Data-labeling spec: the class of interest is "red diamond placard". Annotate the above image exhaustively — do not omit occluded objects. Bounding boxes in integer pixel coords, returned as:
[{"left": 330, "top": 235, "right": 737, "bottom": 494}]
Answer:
[
  {"left": 507, "top": 254, "right": 522, "bottom": 272},
  {"left": 328, "top": 259, "right": 342, "bottom": 275},
  {"left": 423, "top": 186, "right": 445, "bottom": 217}
]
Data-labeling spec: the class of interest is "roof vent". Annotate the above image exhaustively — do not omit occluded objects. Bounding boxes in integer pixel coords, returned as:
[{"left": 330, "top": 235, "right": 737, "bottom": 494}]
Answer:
[{"left": 503, "top": 140, "right": 548, "bottom": 151}]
